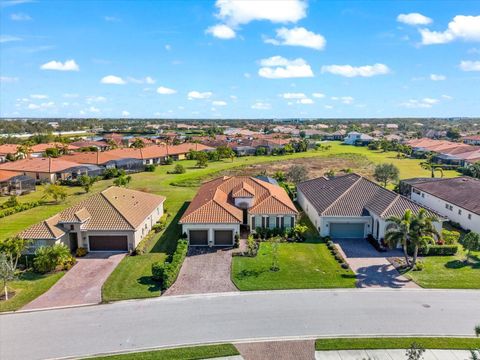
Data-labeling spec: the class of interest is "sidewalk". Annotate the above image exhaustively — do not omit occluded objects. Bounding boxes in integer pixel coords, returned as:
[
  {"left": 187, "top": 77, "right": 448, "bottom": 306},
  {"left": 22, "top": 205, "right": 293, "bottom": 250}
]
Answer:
[{"left": 315, "top": 349, "right": 473, "bottom": 359}]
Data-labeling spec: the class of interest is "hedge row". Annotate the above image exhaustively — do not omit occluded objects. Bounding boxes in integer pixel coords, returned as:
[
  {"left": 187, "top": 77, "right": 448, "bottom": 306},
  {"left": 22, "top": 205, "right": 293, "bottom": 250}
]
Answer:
[
  {"left": 0, "top": 201, "right": 42, "bottom": 218},
  {"left": 152, "top": 239, "right": 188, "bottom": 290},
  {"left": 326, "top": 239, "right": 350, "bottom": 270},
  {"left": 422, "top": 245, "right": 459, "bottom": 256}
]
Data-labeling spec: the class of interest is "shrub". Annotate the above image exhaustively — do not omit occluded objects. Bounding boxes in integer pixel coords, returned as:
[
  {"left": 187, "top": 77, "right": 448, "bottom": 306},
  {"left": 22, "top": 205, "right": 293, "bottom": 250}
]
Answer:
[
  {"left": 164, "top": 157, "right": 173, "bottom": 165},
  {"left": 169, "top": 164, "right": 186, "bottom": 174},
  {"left": 367, "top": 234, "right": 387, "bottom": 252},
  {"left": 34, "top": 244, "right": 75, "bottom": 274},
  {"left": 151, "top": 240, "right": 188, "bottom": 289},
  {"left": 341, "top": 263, "right": 350, "bottom": 270},
  {"left": 144, "top": 164, "right": 156, "bottom": 172},
  {"left": 234, "top": 233, "right": 240, "bottom": 248},
  {"left": 413, "top": 260, "right": 425, "bottom": 271},
  {"left": 103, "top": 168, "right": 119, "bottom": 179},
  {"left": 422, "top": 244, "right": 459, "bottom": 256},
  {"left": 246, "top": 235, "right": 257, "bottom": 257},
  {"left": 75, "top": 247, "right": 88, "bottom": 257},
  {"left": 441, "top": 229, "right": 460, "bottom": 245},
  {"left": 0, "top": 201, "right": 42, "bottom": 218}
]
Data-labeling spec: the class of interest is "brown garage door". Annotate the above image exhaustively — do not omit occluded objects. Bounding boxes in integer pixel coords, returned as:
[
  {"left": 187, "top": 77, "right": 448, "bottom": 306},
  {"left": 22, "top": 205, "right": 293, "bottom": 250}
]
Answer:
[
  {"left": 89, "top": 235, "right": 128, "bottom": 251},
  {"left": 214, "top": 230, "right": 233, "bottom": 246},
  {"left": 189, "top": 230, "right": 208, "bottom": 245}
]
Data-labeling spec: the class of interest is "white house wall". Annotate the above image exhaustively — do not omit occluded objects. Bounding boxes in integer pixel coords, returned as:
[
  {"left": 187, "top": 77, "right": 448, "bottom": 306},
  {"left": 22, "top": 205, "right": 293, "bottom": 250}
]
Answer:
[
  {"left": 133, "top": 203, "right": 164, "bottom": 248},
  {"left": 411, "top": 190, "right": 479, "bottom": 233},
  {"left": 297, "top": 189, "right": 321, "bottom": 231}
]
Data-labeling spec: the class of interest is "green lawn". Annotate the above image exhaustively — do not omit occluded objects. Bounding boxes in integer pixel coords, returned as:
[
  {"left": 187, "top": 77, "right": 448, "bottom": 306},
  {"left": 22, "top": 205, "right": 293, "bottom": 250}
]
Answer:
[
  {"left": 91, "top": 344, "right": 239, "bottom": 360},
  {"left": 315, "top": 337, "right": 480, "bottom": 350},
  {"left": 0, "top": 271, "right": 65, "bottom": 312},
  {"left": 0, "top": 142, "right": 462, "bottom": 302},
  {"left": 404, "top": 249, "right": 480, "bottom": 289}
]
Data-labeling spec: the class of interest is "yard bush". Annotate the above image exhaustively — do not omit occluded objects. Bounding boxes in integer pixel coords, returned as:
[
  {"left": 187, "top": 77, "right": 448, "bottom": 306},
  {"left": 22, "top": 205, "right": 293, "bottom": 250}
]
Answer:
[
  {"left": 367, "top": 234, "right": 387, "bottom": 252},
  {"left": 34, "top": 244, "right": 76, "bottom": 274},
  {"left": 151, "top": 240, "right": 188, "bottom": 289},
  {"left": 0, "top": 201, "right": 42, "bottom": 218},
  {"left": 75, "top": 247, "right": 88, "bottom": 257},
  {"left": 441, "top": 229, "right": 460, "bottom": 245},
  {"left": 144, "top": 164, "right": 156, "bottom": 172},
  {"left": 412, "top": 244, "right": 459, "bottom": 256}
]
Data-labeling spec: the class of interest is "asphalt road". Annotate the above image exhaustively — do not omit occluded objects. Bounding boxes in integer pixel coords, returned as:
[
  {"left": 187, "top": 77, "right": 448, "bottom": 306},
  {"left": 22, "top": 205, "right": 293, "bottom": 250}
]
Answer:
[{"left": 1, "top": 289, "right": 479, "bottom": 360}]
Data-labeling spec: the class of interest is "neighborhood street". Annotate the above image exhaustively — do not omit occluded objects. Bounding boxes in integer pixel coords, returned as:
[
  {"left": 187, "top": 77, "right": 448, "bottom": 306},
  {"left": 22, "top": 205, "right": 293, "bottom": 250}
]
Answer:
[{"left": 1, "top": 289, "right": 479, "bottom": 360}]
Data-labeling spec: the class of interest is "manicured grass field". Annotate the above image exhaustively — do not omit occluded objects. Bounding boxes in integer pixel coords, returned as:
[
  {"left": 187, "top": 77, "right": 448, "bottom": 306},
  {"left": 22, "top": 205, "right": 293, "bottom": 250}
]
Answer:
[
  {"left": 0, "top": 142, "right": 462, "bottom": 303},
  {"left": 315, "top": 337, "right": 480, "bottom": 350},
  {"left": 232, "top": 240, "right": 356, "bottom": 290},
  {"left": 0, "top": 271, "right": 65, "bottom": 312},
  {"left": 91, "top": 344, "right": 239, "bottom": 360},
  {"left": 404, "top": 249, "right": 480, "bottom": 289}
]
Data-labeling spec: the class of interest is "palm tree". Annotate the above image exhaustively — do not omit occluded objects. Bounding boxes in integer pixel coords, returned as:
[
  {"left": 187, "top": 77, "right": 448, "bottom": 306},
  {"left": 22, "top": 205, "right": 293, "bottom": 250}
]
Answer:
[
  {"left": 16, "top": 142, "right": 33, "bottom": 159},
  {"left": 409, "top": 209, "right": 439, "bottom": 268},
  {"left": 130, "top": 138, "right": 145, "bottom": 149},
  {"left": 385, "top": 209, "right": 414, "bottom": 267},
  {"left": 420, "top": 155, "right": 444, "bottom": 178}
]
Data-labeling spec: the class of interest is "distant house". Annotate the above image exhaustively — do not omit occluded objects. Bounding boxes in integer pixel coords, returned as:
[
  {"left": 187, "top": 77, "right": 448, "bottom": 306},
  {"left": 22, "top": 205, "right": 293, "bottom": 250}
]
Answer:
[
  {"left": 0, "top": 157, "right": 100, "bottom": 183},
  {"left": 462, "top": 135, "right": 480, "bottom": 146},
  {"left": 401, "top": 177, "right": 480, "bottom": 233},
  {"left": 343, "top": 132, "right": 374, "bottom": 146},
  {"left": 297, "top": 174, "right": 442, "bottom": 243},
  {"left": 70, "top": 139, "right": 110, "bottom": 151},
  {"left": 20, "top": 187, "right": 166, "bottom": 253},
  {"left": 0, "top": 144, "right": 19, "bottom": 163},
  {"left": 0, "top": 170, "right": 36, "bottom": 195},
  {"left": 323, "top": 130, "right": 346, "bottom": 141},
  {"left": 179, "top": 176, "right": 298, "bottom": 246},
  {"left": 29, "top": 143, "right": 79, "bottom": 158}
]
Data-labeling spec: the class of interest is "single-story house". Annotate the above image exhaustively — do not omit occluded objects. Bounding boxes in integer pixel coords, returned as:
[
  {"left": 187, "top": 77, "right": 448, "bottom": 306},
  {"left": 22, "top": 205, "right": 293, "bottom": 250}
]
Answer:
[
  {"left": 462, "top": 135, "right": 480, "bottom": 146},
  {"left": 297, "top": 173, "right": 443, "bottom": 244},
  {"left": 0, "top": 157, "right": 89, "bottom": 183},
  {"left": 20, "top": 186, "right": 166, "bottom": 253},
  {"left": 322, "top": 130, "right": 346, "bottom": 141},
  {"left": 401, "top": 177, "right": 480, "bottom": 233},
  {"left": 0, "top": 170, "right": 36, "bottom": 195},
  {"left": 343, "top": 132, "right": 374, "bottom": 146},
  {"left": 179, "top": 176, "right": 298, "bottom": 246},
  {"left": 0, "top": 144, "right": 20, "bottom": 163}
]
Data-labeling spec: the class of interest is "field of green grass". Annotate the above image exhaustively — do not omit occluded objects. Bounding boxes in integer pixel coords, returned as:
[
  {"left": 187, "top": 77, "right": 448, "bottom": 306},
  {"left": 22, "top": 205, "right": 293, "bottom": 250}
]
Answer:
[
  {"left": 91, "top": 344, "right": 239, "bottom": 360},
  {"left": 0, "top": 271, "right": 65, "bottom": 312},
  {"left": 0, "top": 142, "right": 464, "bottom": 304},
  {"left": 315, "top": 337, "right": 480, "bottom": 350}
]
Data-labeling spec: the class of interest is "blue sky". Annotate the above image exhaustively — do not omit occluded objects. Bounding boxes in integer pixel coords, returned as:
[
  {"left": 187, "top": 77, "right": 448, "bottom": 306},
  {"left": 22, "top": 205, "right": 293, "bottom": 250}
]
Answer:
[{"left": 1, "top": 0, "right": 479, "bottom": 119}]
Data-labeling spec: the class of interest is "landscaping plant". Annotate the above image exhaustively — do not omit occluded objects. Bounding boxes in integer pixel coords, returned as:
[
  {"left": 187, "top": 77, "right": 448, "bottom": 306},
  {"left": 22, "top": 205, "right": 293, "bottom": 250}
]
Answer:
[
  {"left": 405, "top": 342, "right": 425, "bottom": 360},
  {"left": 0, "top": 253, "right": 16, "bottom": 301},
  {"left": 33, "top": 244, "right": 75, "bottom": 274},
  {"left": 461, "top": 232, "right": 480, "bottom": 263}
]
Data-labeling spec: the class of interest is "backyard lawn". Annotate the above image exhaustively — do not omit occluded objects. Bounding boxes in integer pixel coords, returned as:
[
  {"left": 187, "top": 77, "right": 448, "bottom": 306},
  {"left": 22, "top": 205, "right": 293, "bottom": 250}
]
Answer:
[
  {"left": 0, "top": 142, "right": 463, "bottom": 303},
  {"left": 0, "top": 271, "right": 65, "bottom": 312},
  {"left": 404, "top": 249, "right": 480, "bottom": 289}
]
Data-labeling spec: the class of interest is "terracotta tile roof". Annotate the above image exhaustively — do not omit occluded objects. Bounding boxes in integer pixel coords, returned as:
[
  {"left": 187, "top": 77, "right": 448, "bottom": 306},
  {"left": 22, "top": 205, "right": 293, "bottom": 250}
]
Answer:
[
  {"left": 0, "top": 144, "right": 19, "bottom": 155},
  {"left": 408, "top": 176, "right": 480, "bottom": 215},
  {"left": 31, "top": 143, "right": 79, "bottom": 152},
  {"left": 70, "top": 140, "right": 109, "bottom": 148},
  {"left": 0, "top": 157, "right": 81, "bottom": 174},
  {"left": 0, "top": 170, "right": 22, "bottom": 182},
  {"left": 60, "top": 151, "right": 123, "bottom": 165},
  {"left": 20, "top": 187, "right": 166, "bottom": 239},
  {"left": 298, "top": 174, "right": 440, "bottom": 219},
  {"left": 180, "top": 176, "right": 297, "bottom": 224}
]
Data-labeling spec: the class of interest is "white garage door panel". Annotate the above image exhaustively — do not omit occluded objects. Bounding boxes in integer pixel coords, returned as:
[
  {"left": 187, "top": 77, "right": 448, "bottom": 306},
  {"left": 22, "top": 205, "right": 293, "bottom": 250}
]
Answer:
[{"left": 330, "top": 223, "right": 365, "bottom": 238}]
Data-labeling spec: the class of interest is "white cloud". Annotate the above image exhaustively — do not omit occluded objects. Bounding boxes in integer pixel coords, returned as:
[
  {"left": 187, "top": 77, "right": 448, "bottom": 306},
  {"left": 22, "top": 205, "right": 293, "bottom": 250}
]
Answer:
[
  {"left": 165, "top": 44, "right": 171, "bottom": 51},
  {"left": 265, "top": 27, "right": 326, "bottom": 50},
  {"left": 312, "top": 92, "right": 325, "bottom": 98},
  {"left": 127, "top": 76, "right": 156, "bottom": 84},
  {"left": 214, "top": 0, "right": 307, "bottom": 27},
  {"left": 27, "top": 104, "right": 39, "bottom": 110},
  {"left": 400, "top": 98, "right": 439, "bottom": 108},
  {"left": 86, "top": 96, "right": 107, "bottom": 103},
  {"left": 40, "top": 59, "right": 79, "bottom": 71},
  {"left": 30, "top": 94, "right": 48, "bottom": 99},
  {"left": 331, "top": 96, "right": 354, "bottom": 104},
  {"left": 104, "top": 16, "right": 121, "bottom": 22},
  {"left": 0, "top": 35, "right": 22, "bottom": 43},
  {"left": 430, "top": 74, "right": 446, "bottom": 81},
  {"left": 397, "top": 13, "right": 432, "bottom": 26},
  {"left": 188, "top": 91, "right": 213, "bottom": 100},
  {"left": 442, "top": 94, "right": 453, "bottom": 100},
  {"left": 101, "top": 75, "right": 126, "bottom": 84},
  {"left": 0, "top": 76, "right": 19, "bottom": 83},
  {"left": 258, "top": 56, "right": 314, "bottom": 79},
  {"left": 157, "top": 86, "right": 177, "bottom": 95},
  {"left": 298, "top": 98, "right": 314, "bottom": 105},
  {"left": 206, "top": 24, "right": 236, "bottom": 39},
  {"left": 88, "top": 106, "right": 101, "bottom": 113},
  {"left": 11, "top": 12, "right": 31, "bottom": 21},
  {"left": 459, "top": 60, "right": 480, "bottom": 71},
  {"left": 28, "top": 101, "right": 55, "bottom": 110},
  {"left": 420, "top": 15, "right": 480, "bottom": 45},
  {"left": 244, "top": 72, "right": 251, "bottom": 78},
  {"left": 321, "top": 63, "right": 390, "bottom": 77},
  {"left": 281, "top": 92, "right": 306, "bottom": 99},
  {"left": 122, "top": 110, "right": 130, "bottom": 116},
  {"left": 212, "top": 100, "right": 227, "bottom": 106},
  {"left": 251, "top": 101, "right": 271, "bottom": 110}
]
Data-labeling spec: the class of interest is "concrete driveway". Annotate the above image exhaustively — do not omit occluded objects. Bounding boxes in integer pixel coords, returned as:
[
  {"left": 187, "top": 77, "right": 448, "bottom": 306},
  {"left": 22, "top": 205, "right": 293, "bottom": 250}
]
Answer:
[
  {"left": 22, "top": 252, "right": 125, "bottom": 310},
  {"left": 334, "top": 238, "right": 419, "bottom": 289},
  {"left": 164, "top": 247, "right": 238, "bottom": 296}
]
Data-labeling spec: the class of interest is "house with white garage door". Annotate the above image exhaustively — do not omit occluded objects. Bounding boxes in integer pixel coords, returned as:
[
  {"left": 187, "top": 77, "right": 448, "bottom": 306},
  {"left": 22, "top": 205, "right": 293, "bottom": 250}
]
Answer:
[
  {"left": 20, "top": 186, "right": 165, "bottom": 253},
  {"left": 297, "top": 174, "right": 442, "bottom": 243},
  {"left": 179, "top": 176, "right": 298, "bottom": 246}
]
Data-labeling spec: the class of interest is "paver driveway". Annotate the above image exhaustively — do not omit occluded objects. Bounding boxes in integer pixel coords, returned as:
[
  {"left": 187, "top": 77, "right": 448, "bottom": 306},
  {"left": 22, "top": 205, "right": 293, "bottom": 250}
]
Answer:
[
  {"left": 22, "top": 252, "right": 125, "bottom": 310},
  {"left": 334, "top": 238, "right": 419, "bottom": 289},
  {"left": 164, "top": 247, "right": 238, "bottom": 296}
]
